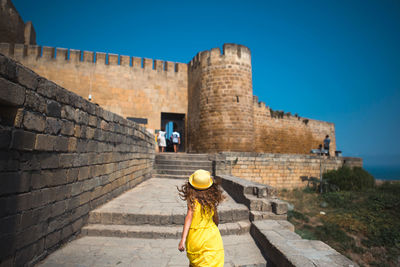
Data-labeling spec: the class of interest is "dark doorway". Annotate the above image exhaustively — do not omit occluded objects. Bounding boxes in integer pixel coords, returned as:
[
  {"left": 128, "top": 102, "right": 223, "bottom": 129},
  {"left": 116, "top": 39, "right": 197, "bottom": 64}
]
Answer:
[{"left": 161, "top": 113, "right": 185, "bottom": 152}]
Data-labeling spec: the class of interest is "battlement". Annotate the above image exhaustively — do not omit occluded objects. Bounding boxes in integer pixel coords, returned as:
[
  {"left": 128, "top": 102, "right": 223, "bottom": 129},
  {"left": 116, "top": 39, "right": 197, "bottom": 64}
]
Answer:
[
  {"left": 189, "top": 43, "right": 251, "bottom": 69},
  {"left": 0, "top": 43, "right": 187, "bottom": 73}
]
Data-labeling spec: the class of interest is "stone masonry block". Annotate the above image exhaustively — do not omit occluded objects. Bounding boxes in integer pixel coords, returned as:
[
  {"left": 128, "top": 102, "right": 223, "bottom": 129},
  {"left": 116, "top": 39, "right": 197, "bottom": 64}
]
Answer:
[
  {"left": 68, "top": 137, "right": 77, "bottom": 152},
  {"left": 88, "top": 115, "right": 97, "bottom": 127},
  {"left": 23, "top": 111, "right": 45, "bottom": 132},
  {"left": 45, "top": 117, "right": 62, "bottom": 135},
  {"left": 13, "top": 108, "right": 24, "bottom": 128},
  {"left": 0, "top": 129, "right": 11, "bottom": 149},
  {"left": 16, "top": 64, "right": 39, "bottom": 90},
  {"left": 11, "top": 130, "right": 36, "bottom": 151},
  {"left": 37, "top": 78, "right": 58, "bottom": 100},
  {"left": 35, "top": 134, "right": 56, "bottom": 151},
  {"left": 61, "top": 105, "right": 75, "bottom": 121},
  {"left": 46, "top": 100, "right": 61, "bottom": 118},
  {"left": 44, "top": 229, "right": 61, "bottom": 249},
  {"left": 271, "top": 200, "right": 288, "bottom": 215},
  {"left": 0, "top": 77, "right": 25, "bottom": 106},
  {"left": 25, "top": 90, "right": 46, "bottom": 113},
  {"left": 37, "top": 153, "right": 59, "bottom": 169},
  {"left": 0, "top": 53, "right": 17, "bottom": 81},
  {"left": 54, "top": 136, "right": 69, "bottom": 152},
  {"left": 61, "top": 120, "right": 74, "bottom": 136}
]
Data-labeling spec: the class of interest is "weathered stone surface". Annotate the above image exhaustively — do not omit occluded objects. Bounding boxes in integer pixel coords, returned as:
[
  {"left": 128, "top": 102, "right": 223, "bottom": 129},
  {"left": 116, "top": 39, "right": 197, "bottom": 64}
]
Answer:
[
  {"left": 46, "top": 100, "right": 61, "bottom": 117},
  {"left": 11, "top": 129, "right": 36, "bottom": 151},
  {"left": 0, "top": 54, "right": 17, "bottom": 81},
  {"left": 0, "top": 129, "right": 11, "bottom": 149},
  {"left": 25, "top": 90, "right": 46, "bottom": 113},
  {"left": 44, "top": 117, "right": 62, "bottom": 135},
  {"left": 22, "top": 111, "right": 45, "bottom": 132},
  {"left": 271, "top": 199, "right": 288, "bottom": 215},
  {"left": 0, "top": 55, "right": 155, "bottom": 267},
  {"left": 35, "top": 134, "right": 56, "bottom": 151},
  {"left": 60, "top": 120, "right": 74, "bottom": 136},
  {"left": 0, "top": 77, "right": 25, "bottom": 106},
  {"left": 16, "top": 64, "right": 39, "bottom": 90}
]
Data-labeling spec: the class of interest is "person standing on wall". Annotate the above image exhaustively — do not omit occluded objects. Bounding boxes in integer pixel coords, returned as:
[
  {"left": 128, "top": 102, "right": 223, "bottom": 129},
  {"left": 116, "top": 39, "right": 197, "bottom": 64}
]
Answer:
[
  {"left": 323, "top": 135, "right": 331, "bottom": 157},
  {"left": 171, "top": 125, "right": 181, "bottom": 153},
  {"left": 158, "top": 128, "right": 167, "bottom": 153}
]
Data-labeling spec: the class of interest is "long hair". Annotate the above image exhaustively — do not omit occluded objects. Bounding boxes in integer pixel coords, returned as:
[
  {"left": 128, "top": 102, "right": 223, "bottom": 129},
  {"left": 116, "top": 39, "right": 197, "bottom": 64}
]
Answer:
[{"left": 177, "top": 180, "right": 225, "bottom": 212}]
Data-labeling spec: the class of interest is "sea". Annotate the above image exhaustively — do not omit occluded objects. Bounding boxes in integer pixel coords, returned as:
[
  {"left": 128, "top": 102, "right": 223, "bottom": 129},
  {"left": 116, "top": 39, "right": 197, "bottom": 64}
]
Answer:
[{"left": 364, "top": 165, "right": 400, "bottom": 181}]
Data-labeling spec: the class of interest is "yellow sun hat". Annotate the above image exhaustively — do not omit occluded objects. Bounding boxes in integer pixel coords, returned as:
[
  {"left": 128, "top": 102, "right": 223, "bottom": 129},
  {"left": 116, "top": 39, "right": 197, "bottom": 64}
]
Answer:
[{"left": 189, "top": 169, "right": 213, "bottom": 190}]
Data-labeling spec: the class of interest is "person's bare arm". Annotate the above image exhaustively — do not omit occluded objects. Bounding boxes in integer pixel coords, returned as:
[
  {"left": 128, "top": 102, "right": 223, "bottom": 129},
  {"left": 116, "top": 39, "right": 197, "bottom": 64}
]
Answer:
[
  {"left": 178, "top": 204, "right": 193, "bottom": 251},
  {"left": 213, "top": 207, "right": 219, "bottom": 226}
]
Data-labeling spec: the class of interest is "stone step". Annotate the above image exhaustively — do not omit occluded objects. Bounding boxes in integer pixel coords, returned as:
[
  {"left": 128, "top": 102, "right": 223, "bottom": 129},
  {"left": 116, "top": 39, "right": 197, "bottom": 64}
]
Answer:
[
  {"left": 82, "top": 220, "right": 251, "bottom": 239},
  {"left": 152, "top": 174, "right": 189, "bottom": 179},
  {"left": 155, "top": 153, "right": 209, "bottom": 161},
  {"left": 155, "top": 158, "right": 212, "bottom": 165},
  {"left": 155, "top": 164, "right": 212, "bottom": 171},
  {"left": 249, "top": 211, "right": 287, "bottom": 221},
  {"left": 155, "top": 169, "right": 201, "bottom": 176},
  {"left": 245, "top": 194, "right": 273, "bottom": 212},
  {"left": 88, "top": 208, "right": 249, "bottom": 226}
]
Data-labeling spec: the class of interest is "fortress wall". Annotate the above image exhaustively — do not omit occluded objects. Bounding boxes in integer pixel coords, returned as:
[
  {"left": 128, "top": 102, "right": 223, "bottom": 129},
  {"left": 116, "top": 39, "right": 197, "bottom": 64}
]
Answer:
[
  {"left": 253, "top": 99, "right": 336, "bottom": 155},
  {"left": 0, "top": 54, "right": 155, "bottom": 266},
  {"left": 215, "top": 152, "right": 362, "bottom": 189},
  {"left": 188, "top": 44, "right": 254, "bottom": 152},
  {"left": 0, "top": 0, "right": 36, "bottom": 45},
  {"left": 0, "top": 43, "right": 188, "bottom": 132}
]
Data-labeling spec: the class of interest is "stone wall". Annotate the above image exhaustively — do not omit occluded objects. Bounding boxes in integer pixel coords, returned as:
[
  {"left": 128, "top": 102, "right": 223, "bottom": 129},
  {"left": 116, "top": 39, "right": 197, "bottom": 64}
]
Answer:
[
  {"left": 214, "top": 152, "right": 362, "bottom": 189},
  {"left": 1, "top": 40, "right": 340, "bottom": 155},
  {"left": 0, "top": 54, "right": 155, "bottom": 266},
  {"left": 253, "top": 98, "right": 336, "bottom": 155},
  {"left": 0, "top": 43, "right": 187, "bottom": 133}
]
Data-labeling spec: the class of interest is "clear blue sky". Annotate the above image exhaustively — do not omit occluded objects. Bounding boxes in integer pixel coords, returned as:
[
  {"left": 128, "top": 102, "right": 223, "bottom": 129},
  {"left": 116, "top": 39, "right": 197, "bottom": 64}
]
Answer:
[{"left": 13, "top": 0, "right": 400, "bottom": 166}]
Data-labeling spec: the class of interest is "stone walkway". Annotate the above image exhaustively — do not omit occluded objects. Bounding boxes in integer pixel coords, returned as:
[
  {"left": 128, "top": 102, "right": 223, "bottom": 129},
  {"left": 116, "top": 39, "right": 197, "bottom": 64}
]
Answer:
[
  {"left": 37, "top": 234, "right": 265, "bottom": 267},
  {"left": 36, "top": 177, "right": 267, "bottom": 266}
]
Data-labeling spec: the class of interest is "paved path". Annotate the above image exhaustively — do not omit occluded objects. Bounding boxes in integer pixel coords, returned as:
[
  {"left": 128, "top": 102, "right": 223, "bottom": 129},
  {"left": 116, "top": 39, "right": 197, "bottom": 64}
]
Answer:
[
  {"left": 91, "top": 178, "right": 247, "bottom": 218},
  {"left": 36, "top": 177, "right": 267, "bottom": 266},
  {"left": 37, "top": 234, "right": 265, "bottom": 267}
]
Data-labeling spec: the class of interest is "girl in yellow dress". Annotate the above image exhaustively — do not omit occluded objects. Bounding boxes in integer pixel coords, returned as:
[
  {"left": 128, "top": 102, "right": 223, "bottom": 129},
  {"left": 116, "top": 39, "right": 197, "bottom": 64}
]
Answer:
[{"left": 178, "top": 170, "right": 225, "bottom": 267}]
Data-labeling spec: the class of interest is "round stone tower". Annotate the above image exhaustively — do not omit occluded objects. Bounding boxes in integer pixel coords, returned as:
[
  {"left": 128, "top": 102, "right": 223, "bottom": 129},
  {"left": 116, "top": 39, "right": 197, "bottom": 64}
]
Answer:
[{"left": 188, "top": 44, "right": 254, "bottom": 152}]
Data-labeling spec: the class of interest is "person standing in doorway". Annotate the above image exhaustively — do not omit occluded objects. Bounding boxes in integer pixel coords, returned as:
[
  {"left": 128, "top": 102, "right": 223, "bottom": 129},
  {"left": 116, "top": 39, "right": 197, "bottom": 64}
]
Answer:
[
  {"left": 323, "top": 135, "right": 331, "bottom": 157},
  {"left": 158, "top": 128, "right": 166, "bottom": 152},
  {"left": 171, "top": 126, "right": 180, "bottom": 153}
]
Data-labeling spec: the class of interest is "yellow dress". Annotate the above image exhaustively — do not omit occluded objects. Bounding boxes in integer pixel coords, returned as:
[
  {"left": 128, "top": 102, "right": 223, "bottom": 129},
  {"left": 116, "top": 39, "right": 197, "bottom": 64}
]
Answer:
[{"left": 186, "top": 201, "right": 224, "bottom": 267}]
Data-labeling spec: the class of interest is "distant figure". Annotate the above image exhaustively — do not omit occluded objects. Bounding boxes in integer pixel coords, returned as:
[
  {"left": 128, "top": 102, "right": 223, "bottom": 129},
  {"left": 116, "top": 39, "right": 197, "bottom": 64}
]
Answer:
[
  {"left": 157, "top": 128, "right": 166, "bottom": 152},
  {"left": 324, "top": 135, "right": 331, "bottom": 156},
  {"left": 171, "top": 129, "right": 181, "bottom": 153}
]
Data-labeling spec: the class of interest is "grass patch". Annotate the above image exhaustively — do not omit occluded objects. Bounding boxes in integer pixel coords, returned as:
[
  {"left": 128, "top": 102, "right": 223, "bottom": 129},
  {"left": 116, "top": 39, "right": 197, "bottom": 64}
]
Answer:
[{"left": 278, "top": 181, "right": 400, "bottom": 267}]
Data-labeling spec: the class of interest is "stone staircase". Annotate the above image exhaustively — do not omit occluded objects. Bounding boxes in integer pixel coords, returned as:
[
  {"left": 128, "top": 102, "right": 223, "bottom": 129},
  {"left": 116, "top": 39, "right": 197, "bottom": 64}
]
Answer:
[
  {"left": 81, "top": 178, "right": 250, "bottom": 239},
  {"left": 218, "top": 174, "right": 288, "bottom": 222},
  {"left": 153, "top": 153, "right": 212, "bottom": 178},
  {"left": 77, "top": 153, "right": 267, "bottom": 266}
]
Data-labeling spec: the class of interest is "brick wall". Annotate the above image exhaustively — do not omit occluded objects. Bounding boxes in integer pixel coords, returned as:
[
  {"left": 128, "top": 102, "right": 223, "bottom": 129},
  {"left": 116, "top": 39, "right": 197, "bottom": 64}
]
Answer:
[
  {"left": 0, "top": 54, "right": 155, "bottom": 266},
  {"left": 214, "top": 152, "right": 362, "bottom": 189},
  {"left": 0, "top": 43, "right": 187, "bottom": 132}
]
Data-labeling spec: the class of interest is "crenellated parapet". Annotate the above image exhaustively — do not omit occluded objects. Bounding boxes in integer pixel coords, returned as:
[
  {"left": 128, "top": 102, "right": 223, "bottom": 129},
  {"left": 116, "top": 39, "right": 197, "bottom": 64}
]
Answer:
[
  {"left": 189, "top": 43, "right": 251, "bottom": 70},
  {"left": 0, "top": 43, "right": 187, "bottom": 73}
]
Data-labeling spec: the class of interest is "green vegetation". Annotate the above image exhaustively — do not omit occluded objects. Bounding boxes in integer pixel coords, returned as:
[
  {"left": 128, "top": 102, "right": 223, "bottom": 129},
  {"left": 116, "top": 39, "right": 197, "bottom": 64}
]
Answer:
[
  {"left": 323, "top": 166, "right": 375, "bottom": 191},
  {"left": 279, "top": 168, "right": 400, "bottom": 267}
]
